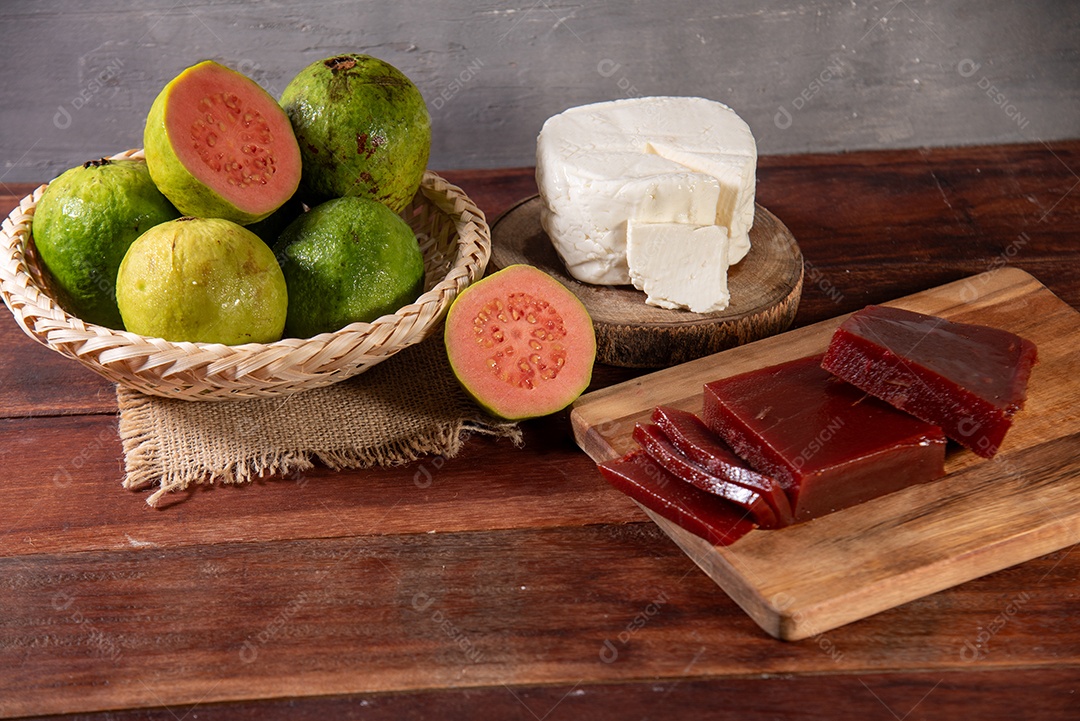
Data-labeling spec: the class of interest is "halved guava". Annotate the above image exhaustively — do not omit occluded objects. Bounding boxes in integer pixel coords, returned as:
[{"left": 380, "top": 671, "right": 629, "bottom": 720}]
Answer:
[
  {"left": 144, "top": 60, "right": 301, "bottom": 225},
  {"left": 445, "top": 265, "right": 596, "bottom": 420}
]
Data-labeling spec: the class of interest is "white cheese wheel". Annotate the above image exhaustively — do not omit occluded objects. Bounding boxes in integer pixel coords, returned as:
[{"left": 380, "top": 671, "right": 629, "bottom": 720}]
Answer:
[{"left": 536, "top": 97, "right": 757, "bottom": 288}]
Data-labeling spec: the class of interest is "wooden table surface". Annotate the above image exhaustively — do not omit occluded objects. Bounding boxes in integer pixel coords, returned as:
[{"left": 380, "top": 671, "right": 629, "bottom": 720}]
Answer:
[{"left": 1, "top": 141, "right": 1078, "bottom": 720}]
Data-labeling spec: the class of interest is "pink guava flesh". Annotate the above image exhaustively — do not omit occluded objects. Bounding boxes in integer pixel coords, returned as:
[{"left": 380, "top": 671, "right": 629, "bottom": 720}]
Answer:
[
  {"left": 166, "top": 63, "right": 300, "bottom": 217},
  {"left": 445, "top": 265, "right": 596, "bottom": 420}
]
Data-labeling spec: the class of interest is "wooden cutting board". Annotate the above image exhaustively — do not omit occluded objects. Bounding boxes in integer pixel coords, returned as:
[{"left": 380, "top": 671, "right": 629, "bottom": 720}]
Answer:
[
  {"left": 571, "top": 267, "right": 1080, "bottom": 641},
  {"left": 490, "top": 196, "right": 804, "bottom": 367}
]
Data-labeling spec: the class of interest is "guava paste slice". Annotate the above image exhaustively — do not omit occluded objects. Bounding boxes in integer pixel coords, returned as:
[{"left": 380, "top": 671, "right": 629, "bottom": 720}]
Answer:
[
  {"left": 822, "top": 305, "right": 1037, "bottom": 458},
  {"left": 703, "top": 355, "right": 947, "bottom": 522},
  {"left": 598, "top": 450, "right": 756, "bottom": 546},
  {"left": 633, "top": 423, "right": 781, "bottom": 529},
  {"left": 445, "top": 265, "right": 596, "bottom": 420},
  {"left": 651, "top": 406, "right": 794, "bottom": 527}
]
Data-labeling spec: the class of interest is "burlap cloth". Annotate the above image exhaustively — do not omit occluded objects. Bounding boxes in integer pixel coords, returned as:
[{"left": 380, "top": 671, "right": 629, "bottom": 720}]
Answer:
[{"left": 117, "top": 336, "right": 521, "bottom": 506}]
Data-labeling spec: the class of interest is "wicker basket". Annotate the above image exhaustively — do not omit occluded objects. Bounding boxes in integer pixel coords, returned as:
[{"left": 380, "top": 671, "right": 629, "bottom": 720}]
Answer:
[{"left": 0, "top": 149, "right": 491, "bottom": 401}]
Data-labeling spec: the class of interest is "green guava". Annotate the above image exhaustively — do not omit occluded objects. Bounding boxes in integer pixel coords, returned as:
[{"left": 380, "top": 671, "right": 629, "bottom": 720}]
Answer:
[
  {"left": 144, "top": 60, "right": 302, "bottom": 225},
  {"left": 116, "top": 217, "right": 288, "bottom": 345},
  {"left": 273, "top": 196, "right": 425, "bottom": 338},
  {"left": 31, "top": 157, "right": 179, "bottom": 329},
  {"left": 444, "top": 265, "right": 596, "bottom": 420},
  {"left": 279, "top": 54, "right": 431, "bottom": 213}
]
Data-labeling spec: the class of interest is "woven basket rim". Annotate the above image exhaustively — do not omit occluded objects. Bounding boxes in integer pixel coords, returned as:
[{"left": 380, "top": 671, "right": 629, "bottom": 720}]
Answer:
[{"left": 0, "top": 148, "right": 491, "bottom": 399}]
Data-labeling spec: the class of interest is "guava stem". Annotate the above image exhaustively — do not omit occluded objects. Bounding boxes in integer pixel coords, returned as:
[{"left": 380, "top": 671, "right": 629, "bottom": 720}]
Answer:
[{"left": 325, "top": 56, "right": 357, "bottom": 71}]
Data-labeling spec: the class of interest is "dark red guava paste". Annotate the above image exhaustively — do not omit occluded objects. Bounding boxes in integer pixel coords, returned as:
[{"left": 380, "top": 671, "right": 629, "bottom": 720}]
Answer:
[
  {"left": 821, "top": 305, "right": 1037, "bottom": 458},
  {"left": 633, "top": 422, "right": 782, "bottom": 528},
  {"left": 703, "top": 355, "right": 947, "bottom": 521},
  {"left": 598, "top": 450, "right": 756, "bottom": 546},
  {"left": 650, "top": 406, "right": 794, "bottom": 527}
]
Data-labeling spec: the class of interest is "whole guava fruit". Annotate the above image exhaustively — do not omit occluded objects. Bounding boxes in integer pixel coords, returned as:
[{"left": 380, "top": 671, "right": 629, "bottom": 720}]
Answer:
[
  {"left": 31, "top": 157, "right": 180, "bottom": 329},
  {"left": 144, "top": 60, "right": 302, "bottom": 225},
  {"left": 273, "top": 196, "right": 425, "bottom": 338},
  {"left": 279, "top": 54, "right": 431, "bottom": 213},
  {"left": 116, "top": 217, "right": 288, "bottom": 345}
]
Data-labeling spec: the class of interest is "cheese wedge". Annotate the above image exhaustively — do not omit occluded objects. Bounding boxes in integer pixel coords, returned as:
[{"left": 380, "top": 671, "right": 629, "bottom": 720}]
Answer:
[{"left": 626, "top": 221, "right": 731, "bottom": 313}]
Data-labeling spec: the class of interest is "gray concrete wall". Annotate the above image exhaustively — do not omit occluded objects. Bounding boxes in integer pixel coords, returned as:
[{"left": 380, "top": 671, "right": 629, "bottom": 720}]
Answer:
[{"left": 2, "top": 0, "right": 1078, "bottom": 183}]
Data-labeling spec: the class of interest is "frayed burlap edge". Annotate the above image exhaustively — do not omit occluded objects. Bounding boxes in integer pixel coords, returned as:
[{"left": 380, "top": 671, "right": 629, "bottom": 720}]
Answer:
[{"left": 118, "top": 388, "right": 522, "bottom": 507}]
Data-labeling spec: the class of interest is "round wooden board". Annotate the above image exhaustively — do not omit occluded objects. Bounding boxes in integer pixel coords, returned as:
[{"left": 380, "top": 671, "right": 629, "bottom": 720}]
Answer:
[{"left": 490, "top": 196, "right": 804, "bottom": 367}]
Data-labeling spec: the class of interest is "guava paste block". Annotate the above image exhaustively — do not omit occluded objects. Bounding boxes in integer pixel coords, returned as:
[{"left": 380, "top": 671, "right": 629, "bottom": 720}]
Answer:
[
  {"left": 598, "top": 450, "right": 756, "bottom": 546},
  {"left": 821, "top": 305, "right": 1037, "bottom": 458},
  {"left": 703, "top": 355, "right": 947, "bottom": 522}
]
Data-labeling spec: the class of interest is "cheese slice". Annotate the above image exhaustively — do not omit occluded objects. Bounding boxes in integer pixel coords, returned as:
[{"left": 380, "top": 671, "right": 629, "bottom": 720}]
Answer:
[
  {"left": 627, "top": 221, "right": 730, "bottom": 313},
  {"left": 536, "top": 97, "right": 756, "bottom": 286}
]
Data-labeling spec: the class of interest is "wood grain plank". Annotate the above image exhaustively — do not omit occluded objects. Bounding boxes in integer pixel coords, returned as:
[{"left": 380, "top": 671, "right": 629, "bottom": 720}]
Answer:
[
  {"left": 756, "top": 142, "right": 1080, "bottom": 267},
  {"left": 572, "top": 268, "right": 1080, "bottom": 639},
  {"left": 21, "top": 668, "right": 1080, "bottom": 721},
  {"left": 0, "top": 315, "right": 118, "bottom": 418},
  {"left": 791, "top": 257, "right": 1080, "bottom": 326},
  {"left": 0, "top": 412, "right": 639, "bottom": 558},
  {"left": 1, "top": 525, "right": 1077, "bottom": 718}
]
